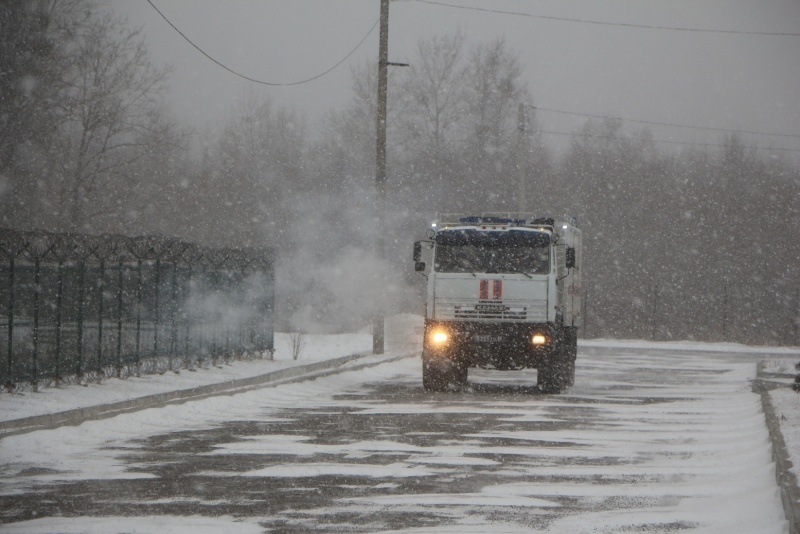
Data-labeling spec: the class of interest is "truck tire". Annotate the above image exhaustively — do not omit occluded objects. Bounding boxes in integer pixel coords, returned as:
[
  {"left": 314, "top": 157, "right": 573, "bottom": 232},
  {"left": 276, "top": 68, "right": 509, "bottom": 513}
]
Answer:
[
  {"left": 454, "top": 363, "right": 469, "bottom": 386},
  {"left": 565, "top": 328, "right": 578, "bottom": 387},
  {"left": 537, "top": 357, "right": 566, "bottom": 394},
  {"left": 422, "top": 360, "right": 449, "bottom": 392},
  {"left": 538, "top": 334, "right": 570, "bottom": 394},
  {"left": 422, "top": 355, "right": 466, "bottom": 392},
  {"left": 564, "top": 358, "right": 576, "bottom": 388}
]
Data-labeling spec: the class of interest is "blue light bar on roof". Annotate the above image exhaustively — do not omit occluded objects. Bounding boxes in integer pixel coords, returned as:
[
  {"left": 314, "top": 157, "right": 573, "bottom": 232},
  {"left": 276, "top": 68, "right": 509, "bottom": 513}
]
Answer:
[{"left": 459, "top": 216, "right": 527, "bottom": 225}]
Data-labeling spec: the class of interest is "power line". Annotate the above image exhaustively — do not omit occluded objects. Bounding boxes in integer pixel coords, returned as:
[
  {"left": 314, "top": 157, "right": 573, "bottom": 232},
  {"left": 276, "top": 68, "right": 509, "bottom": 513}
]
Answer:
[
  {"left": 536, "top": 128, "right": 800, "bottom": 153},
  {"left": 146, "top": 0, "right": 799, "bottom": 152},
  {"left": 412, "top": 0, "right": 800, "bottom": 37},
  {"left": 536, "top": 106, "right": 800, "bottom": 140},
  {"left": 146, "top": 0, "right": 379, "bottom": 86}
]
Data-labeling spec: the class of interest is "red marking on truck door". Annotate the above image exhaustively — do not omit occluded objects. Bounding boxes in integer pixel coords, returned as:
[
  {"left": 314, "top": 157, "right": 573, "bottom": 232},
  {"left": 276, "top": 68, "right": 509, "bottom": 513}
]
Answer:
[
  {"left": 480, "top": 280, "right": 502, "bottom": 300},
  {"left": 479, "top": 279, "right": 489, "bottom": 300},
  {"left": 493, "top": 279, "right": 503, "bottom": 300}
]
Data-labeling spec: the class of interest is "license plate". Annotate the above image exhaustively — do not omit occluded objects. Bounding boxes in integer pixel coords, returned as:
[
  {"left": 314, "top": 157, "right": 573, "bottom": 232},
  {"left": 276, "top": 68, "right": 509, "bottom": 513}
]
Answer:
[
  {"left": 473, "top": 334, "right": 504, "bottom": 343},
  {"left": 475, "top": 304, "right": 506, "bottom": 312}
]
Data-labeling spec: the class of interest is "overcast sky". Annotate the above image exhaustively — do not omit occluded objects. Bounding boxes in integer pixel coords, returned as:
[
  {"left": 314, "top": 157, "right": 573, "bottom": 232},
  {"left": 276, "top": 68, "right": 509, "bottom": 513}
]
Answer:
[{"left": 109, "top": 0, "right": 800, "bottom": 158}]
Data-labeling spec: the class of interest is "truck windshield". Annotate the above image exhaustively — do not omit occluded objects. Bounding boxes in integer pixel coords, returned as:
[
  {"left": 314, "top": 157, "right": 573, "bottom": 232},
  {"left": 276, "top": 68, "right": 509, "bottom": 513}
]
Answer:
[{"left": 433, "top": 230, "right": 550, "bottom": 274}]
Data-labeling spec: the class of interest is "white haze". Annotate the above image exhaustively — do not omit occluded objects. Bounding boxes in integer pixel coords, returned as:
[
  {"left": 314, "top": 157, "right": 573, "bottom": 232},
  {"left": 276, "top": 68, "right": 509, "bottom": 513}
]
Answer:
[
  {"left": 276, "top": 187, "right": 421, "bottom": 334},
  {"left": 187, "top": 272, "right": 271, "bottom": 329}
]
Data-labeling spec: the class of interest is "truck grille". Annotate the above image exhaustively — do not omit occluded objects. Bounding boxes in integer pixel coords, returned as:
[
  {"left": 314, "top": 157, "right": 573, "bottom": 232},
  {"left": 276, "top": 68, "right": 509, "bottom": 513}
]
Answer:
[{"left": 434, "top": 298, "right": 547, "bottom": 322}]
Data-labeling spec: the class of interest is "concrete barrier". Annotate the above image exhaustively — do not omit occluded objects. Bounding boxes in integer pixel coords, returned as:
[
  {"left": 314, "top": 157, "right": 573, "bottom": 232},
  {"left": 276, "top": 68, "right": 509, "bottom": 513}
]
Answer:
[
  {"left": 758, "top": 361, "right": 800, "bottom": 533},
  {"left": 0, "top": 352, "right": 414, "bottom": 438}
]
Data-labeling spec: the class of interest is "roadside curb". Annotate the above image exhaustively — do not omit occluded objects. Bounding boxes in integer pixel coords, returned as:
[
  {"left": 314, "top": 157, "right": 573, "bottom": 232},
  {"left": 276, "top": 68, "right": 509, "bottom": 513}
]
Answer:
[
  {"left": 757, "top": 361, "right": 800, "bottom": 534},
  {"left": 0, "top": 352, "right": 414, "bottom": 439}
]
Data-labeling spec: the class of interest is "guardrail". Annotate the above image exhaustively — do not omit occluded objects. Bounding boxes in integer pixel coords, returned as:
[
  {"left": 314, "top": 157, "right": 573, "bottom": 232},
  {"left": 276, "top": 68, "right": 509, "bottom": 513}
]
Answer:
[{"left": 0, "top": 229, "right": 275, "bottom": 391}]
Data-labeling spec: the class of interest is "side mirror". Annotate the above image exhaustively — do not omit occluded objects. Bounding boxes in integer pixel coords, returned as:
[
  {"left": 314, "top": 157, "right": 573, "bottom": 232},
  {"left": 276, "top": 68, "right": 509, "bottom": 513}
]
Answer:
[
  {"left": 565, "top": 247, "right": 576, "bottom": 269},
  {"left": 413, "top": 241, "right": 422, "bottom": 262},
  {"left": 415, "top": 261, "right": 426, "bottom": 272}
]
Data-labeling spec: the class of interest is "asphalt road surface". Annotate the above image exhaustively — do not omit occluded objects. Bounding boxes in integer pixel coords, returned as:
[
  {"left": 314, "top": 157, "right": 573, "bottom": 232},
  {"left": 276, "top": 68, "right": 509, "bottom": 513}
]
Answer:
[{"left": 0, "top": 346, "right": 788, "bottom": 533}]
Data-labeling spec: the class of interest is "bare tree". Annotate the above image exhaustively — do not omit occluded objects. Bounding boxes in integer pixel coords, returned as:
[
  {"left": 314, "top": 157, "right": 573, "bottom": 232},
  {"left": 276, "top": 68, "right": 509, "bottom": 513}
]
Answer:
[
  {"left": 0, "top": 0, "right": 75, "bottom": 228},
  {"left": 56, "top": 8, "right": 174, "bottom": 232},
  {"left": 460, "top": 38, "right": 531, "bottom": 209},
  {"left": 315, "top": 62, "right": 382, "bottom": 188},
  {"left": 0, "top": 0, "right": 57, "bottom": 174},
  {"left": 200, "top": 95, "right": 306, "bottom": 248},
  {"left": 0, "top": 1, "right": 179, "bottom": 234},
  {"left": 397, "top": 33, "right": 466, "bottom": 161}
]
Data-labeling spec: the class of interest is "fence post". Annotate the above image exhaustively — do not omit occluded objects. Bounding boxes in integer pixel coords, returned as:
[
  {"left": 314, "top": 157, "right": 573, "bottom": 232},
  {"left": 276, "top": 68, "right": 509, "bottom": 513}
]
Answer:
[
  {"left": 6, "top": 257, "right": 15, "bottom": 392},
  {"left": 116, "top": 258, "right": 123, "bottom": 378},
  {"left": 76, "top": 260, "right": 85, "bottom": 381},
  {"left": 241, "top": 267, "right": 249, "bottom": 352},
  {"left": 55, "top": 261, "right": 64, "bottom": 385},
  {"left": 170, "top": 264, "right": 177, "bottom": 371},
  {"left": 153, "top": 258, "right": 160, "bottom": 359},
  {"left": 96, "top": 259, "right": 105, "bottom": 381},
  {"left": 200, "top": 265, "right": 208, "bottom": 368},
  {"left": 184, "top": 265, "right": 192, "bottom": 369},
  {"left": 207, "top": 267, "right": 215, "bottom": 368},
  {"left": 32, "top": 257, "right": 40, "bottom": 392},
  {"left": 135, "top": 259, "right": 142, "bottom": 377}
]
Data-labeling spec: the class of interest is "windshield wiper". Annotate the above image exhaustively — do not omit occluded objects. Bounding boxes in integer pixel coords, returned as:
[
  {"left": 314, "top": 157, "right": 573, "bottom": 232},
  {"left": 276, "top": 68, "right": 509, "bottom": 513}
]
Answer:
[
  {"left": 485, "top": 267, "right": 533, "bottom": 278},
  {"left": 457, "top": 257, "right": 483, "bottom": 274},
  {"left": 507, "top": 268, "right": 533, "bottom": 279}
]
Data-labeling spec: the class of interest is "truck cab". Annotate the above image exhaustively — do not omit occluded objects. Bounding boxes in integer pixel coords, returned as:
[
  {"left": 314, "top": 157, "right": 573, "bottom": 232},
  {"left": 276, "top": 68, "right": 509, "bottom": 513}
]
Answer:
[{"left": 414, "top": 213, "right": 582, "bottom": 392}]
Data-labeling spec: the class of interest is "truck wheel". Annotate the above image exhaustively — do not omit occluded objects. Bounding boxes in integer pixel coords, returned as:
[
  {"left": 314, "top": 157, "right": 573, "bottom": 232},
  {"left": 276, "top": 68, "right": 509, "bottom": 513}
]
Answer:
[
  {"left": 422, "top": 356, "right": 463, "bottom": 392},
  {"left": 538, "top": 342, "right": 569, "bottom": 394},
  {"left": 422, "top": 360, "right": 445, "bottom": 391},
  {"left": 454, "top": 363, "right": 468, "bottom": 386},
  {"left": 565, "top": 329, "right": 578, "bottom": 387},
  {"left": 564, "top": 358, "right": 576, "bottom": 388},
  {"left": 538, "top": 358, "right": 565, "bottom": 394}
]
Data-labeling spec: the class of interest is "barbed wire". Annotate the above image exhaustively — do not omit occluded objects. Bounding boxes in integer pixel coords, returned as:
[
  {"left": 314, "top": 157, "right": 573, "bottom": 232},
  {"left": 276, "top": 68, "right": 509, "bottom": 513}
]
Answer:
[{"left": 0, "top": 229, "right": 274, "bottom": 271}]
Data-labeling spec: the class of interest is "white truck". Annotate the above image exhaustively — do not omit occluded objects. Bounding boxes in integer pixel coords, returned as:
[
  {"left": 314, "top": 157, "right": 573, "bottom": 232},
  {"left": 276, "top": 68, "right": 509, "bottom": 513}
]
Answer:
[{"left": 413, "top": 213, "right": 582, "bottom": 393}]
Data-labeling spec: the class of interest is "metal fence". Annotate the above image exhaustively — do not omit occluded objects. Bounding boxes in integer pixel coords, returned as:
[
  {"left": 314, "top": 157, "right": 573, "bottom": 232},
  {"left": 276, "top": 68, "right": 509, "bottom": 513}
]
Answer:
[{"left": 0, "top": 229, "right": 275, "bottom": 390}]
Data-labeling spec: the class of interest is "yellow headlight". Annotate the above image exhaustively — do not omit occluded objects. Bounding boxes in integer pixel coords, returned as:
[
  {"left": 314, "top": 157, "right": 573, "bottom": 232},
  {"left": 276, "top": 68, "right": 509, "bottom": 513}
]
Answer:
[
  {"left": 531, "top": 334, "right": 547, "bottom": 346},
  {"left": 430, "top": 330, "right": 449, "bottom": 345}
]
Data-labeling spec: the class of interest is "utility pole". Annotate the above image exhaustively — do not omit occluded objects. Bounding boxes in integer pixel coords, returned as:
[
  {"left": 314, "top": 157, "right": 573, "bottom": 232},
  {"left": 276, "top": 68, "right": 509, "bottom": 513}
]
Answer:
[
  {"left": 373, "top": 0, "right": 389, "bottom": 355},
  {"left": 721, "top": 280, "right": 729, "bottom": 340},
  {"left": 651, "top": 283, "right": 659, "bottom": 341},
  {"left": 794, "top": 286, "right": 799, "bottom": 347},
  {"left": 373, "top": 0, "right": 407, "bottom": 355},
  {"left": 515, "top": 104, "right": 536, "bottom": 213},
  {"left": 516, "top": 103, "right": 529, "bottom": 213}
]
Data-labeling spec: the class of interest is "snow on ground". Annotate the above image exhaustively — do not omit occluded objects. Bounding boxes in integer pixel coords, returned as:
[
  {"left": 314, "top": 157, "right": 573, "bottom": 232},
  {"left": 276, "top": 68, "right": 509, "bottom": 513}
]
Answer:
[
  {"left": 590, "top": 336, "right": 800, "bottom": 487},
  {"left": 0, "top": 516, "right": 266, "bottom": 534},
  {"left": 0, "top": 331, "right": 373, "bottom": 423},
  {"left": 585, "top": 337, "right": 800, "bottom": 356},
  {"left": 759, "top": 350, "right": 800, "bottom": 484},
  {"left": 1, "top": 313, "right": 799, "bottom": 534},
  {"left": 771, "top": 388, "right": 800, "bottom": 482}
]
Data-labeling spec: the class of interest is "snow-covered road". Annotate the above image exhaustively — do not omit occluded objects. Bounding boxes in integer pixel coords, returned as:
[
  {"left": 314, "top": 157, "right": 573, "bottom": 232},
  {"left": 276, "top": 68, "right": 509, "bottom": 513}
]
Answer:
[{"left": 0, "top": 345, "right": 789, "bottom": 533}]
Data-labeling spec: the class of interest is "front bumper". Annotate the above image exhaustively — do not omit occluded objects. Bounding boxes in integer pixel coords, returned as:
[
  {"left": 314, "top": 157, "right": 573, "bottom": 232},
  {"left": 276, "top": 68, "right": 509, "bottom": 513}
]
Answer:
[{"left": 423, "top": 319, "right": 558, "bottom": 369}]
